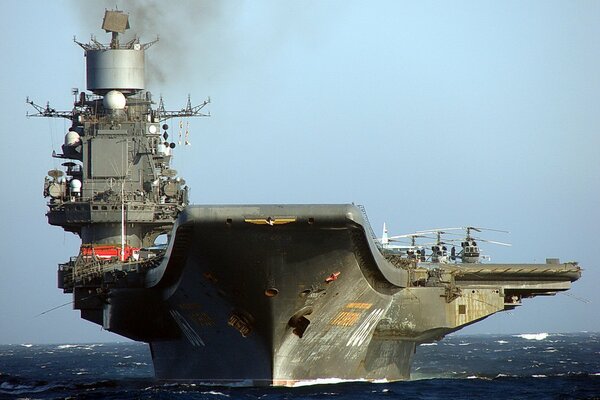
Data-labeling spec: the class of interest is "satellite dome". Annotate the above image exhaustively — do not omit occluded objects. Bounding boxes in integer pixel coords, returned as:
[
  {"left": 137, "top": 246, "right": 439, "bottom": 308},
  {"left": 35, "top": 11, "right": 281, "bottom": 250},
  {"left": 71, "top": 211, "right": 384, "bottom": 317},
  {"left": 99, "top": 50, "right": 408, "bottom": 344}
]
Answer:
[
  {"left": 103, "top": 90, "right": 126, "bottom": 110},
  {"left": 69, "top": 179, "right": 82, "bottom": 193},
  {"left": 65, "top": 130, "right": 81, "bottom": 146}
]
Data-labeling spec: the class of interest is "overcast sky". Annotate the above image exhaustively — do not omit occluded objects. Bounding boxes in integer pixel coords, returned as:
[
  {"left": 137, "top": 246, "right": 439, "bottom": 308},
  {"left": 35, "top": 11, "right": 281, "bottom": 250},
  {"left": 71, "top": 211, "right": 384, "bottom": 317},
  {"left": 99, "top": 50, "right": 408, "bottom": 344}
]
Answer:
[{"left": 1, "top": 0, "right": 598, "bottom": 344}]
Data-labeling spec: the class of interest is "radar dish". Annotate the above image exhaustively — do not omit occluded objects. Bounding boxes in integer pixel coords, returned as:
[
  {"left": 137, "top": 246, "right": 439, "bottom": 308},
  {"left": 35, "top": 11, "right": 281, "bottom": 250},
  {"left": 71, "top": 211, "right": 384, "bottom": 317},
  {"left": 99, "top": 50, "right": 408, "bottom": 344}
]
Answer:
[
  {"left": 48, "top": 183, "right": 63, "bottom": 198},
  {"left": 163, "top": 182, "right": 179, "bottom": 197},
  {"left": 102, "top": 10, "right": 129, "bottom": 34},
  {"left": 48, "top": 169, "right": 64, "bottom": 179}
]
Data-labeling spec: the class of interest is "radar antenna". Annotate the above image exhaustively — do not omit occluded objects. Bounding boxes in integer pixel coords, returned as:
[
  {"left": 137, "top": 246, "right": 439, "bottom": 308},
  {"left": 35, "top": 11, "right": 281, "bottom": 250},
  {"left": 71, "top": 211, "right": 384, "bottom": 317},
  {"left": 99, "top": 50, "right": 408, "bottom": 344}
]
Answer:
[
  {"left": 25, "top": 97, "right": 72, "bottom": 119},
  {"left": 156, "top": 95, "right": 211, "bottom": 121}
]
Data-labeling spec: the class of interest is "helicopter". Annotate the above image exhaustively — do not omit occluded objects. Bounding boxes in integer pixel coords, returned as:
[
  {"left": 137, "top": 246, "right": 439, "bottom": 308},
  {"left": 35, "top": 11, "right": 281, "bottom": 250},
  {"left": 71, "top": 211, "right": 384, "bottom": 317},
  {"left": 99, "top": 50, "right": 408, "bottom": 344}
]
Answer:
[
  {"left": 417, "top": 227, "right": 511, "bottom": 263},
  {"left": 414, "top": 229, "right": 456, "bottom": 263},
  {"left": 376, "top": 224, "right": 427, "bottom": 260},
  {"left": 455, "top": 226, "right": 511, "bottom": 263},
  {"left": 378, "top": 224, "right": 511, "bottom": 264}
]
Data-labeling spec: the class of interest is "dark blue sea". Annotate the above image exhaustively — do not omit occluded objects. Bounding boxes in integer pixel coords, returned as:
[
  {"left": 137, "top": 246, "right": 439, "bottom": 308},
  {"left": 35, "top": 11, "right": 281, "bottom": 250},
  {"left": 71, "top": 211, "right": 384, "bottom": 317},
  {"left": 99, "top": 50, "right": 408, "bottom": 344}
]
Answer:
[{"left": 1, "top": 333, "right": 598, "bottom": 399}]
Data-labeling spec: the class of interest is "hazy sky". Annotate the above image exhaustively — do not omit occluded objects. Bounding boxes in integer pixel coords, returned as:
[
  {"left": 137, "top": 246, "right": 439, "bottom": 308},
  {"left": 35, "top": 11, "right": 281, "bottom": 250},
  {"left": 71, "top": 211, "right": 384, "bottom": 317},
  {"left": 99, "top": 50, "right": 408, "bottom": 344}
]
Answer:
[{"left": 1, "top": 0, "right": 598, "bottom": 344}]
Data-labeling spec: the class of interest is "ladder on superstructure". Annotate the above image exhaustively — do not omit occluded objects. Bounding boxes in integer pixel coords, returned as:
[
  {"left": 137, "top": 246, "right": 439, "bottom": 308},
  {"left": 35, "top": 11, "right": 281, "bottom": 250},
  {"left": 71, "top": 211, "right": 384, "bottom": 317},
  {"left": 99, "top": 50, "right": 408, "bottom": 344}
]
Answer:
[{"left": 356, "top": 204, "right": 383, "bottom": 251}]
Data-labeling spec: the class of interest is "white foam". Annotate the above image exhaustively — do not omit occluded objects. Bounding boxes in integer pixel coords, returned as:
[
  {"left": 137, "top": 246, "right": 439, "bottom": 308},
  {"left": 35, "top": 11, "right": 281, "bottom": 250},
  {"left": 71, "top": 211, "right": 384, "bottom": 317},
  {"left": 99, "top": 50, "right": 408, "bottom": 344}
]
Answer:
[
  {"left": 293, "top": 378, "right": 367, "bottom": 387},
  {"left": 372, "top": 379, "right": 389, "bottom": 384},
  {"left": 514, "top": 333, "right": 548, "bottom": 341},
  {"left": 419, "top": 343, "right": 437, "bottom": 346},
  {"left": 171, "top": 380, "right": 254, "bottom": 388},
  {"left": 57, "top": 344, "right": 79, "bottom": 349},
  {"left": 20, "top": 344, "right": 33, "bottom": 348},
  {"left": 496, "top": 340, "right": 508, "bottom": 344},
  {"left": 201, "top": 391, "right": 230, "bottom": 397}
]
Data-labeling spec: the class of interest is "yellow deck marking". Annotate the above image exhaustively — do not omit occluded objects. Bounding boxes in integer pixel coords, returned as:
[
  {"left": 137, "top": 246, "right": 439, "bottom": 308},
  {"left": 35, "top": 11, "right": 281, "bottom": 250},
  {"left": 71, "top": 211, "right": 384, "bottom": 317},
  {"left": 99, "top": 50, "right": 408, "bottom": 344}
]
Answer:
[
  {"left": 244, "top": 217, "right": 297, "bottom": 225},
  {"left": 191, "top": 312, "right": 215, "bottom": 327},
  {"left": 330, "top": 311, "right": 360, "bottom": 327},
  {"left": 346, "top": 302, "right": 373, "bottom": 310}
]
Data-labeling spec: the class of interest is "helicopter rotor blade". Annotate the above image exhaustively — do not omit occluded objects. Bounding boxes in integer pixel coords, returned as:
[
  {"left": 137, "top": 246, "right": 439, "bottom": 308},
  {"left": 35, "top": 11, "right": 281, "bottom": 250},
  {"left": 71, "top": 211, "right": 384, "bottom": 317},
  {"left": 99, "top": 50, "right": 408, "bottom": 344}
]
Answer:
[
  {"left": 416, "top": 228, "right": 462, "bottom": 234},
  {"left": 388, "top": 239, "right": 429, "bottom": 247},
  {"left": 475, "top": 238, "right": 512, "bottom": 247},
  {"left": 388, "top": 233, "right": 430, "bottom": 240},
  {"left": 435, "top": 231, "right": 464, "bottom": 237},
  {"left": 466, "top": 227, "right": 509, "bottom": 234},
  {"left": 422, "top": 241, "right": 455, "bottom": 246},
  {"left": 387, "top": 239, "right": 412, "bottom": 245}
]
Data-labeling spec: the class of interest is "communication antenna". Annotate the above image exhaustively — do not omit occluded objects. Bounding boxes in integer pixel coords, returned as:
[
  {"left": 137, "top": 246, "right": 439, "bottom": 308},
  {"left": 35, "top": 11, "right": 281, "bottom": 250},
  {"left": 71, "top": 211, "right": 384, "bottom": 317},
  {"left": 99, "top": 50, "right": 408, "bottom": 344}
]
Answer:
[
  {"left": 185, "top": 121, "right": 190, "bottom": 145},
  {"left": 179, "top": 120, "right": 183, "bottom": 145},
  {"left": 101, "top": 10, "right": 130, "bottom": 48}
]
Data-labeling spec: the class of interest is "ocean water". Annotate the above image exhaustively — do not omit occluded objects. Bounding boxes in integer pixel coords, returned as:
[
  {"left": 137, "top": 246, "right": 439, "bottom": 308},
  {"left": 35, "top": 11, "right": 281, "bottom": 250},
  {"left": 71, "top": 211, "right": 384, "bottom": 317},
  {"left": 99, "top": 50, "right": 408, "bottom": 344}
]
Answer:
[{"left": 1, "top": 333, "right": 598, "bottom": 399}]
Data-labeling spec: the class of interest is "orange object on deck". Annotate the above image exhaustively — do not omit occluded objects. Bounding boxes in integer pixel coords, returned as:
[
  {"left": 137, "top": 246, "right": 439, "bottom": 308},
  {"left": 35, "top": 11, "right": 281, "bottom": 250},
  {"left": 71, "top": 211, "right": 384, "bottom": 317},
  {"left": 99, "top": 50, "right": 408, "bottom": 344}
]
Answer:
[
  {"left": 80, "top": 245, "right": 140, "bottom": 261},
  {"left": 325, "top": 271, "right": 341, "bottom": 283}
]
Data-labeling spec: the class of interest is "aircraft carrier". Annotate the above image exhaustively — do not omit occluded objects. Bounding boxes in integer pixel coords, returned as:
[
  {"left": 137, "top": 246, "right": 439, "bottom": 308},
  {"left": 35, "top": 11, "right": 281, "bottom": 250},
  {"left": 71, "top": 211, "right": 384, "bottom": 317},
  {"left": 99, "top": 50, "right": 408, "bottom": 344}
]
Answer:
[{"left": 28, "top": 11, "right": 581, "bottom": 386}]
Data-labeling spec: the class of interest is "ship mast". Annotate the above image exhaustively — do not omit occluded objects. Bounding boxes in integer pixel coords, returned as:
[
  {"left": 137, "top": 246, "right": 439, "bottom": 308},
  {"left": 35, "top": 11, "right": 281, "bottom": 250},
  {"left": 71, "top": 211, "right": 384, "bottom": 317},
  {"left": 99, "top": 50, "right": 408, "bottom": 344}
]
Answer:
[{"left": 120, "top": 180, "right": 126, "bottom": 262}]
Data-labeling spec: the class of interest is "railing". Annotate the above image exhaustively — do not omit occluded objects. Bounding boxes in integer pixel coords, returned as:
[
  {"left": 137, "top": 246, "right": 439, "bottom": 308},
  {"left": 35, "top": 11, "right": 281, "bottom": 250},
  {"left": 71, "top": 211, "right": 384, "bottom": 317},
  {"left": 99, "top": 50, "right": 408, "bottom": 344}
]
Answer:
[
  {"left": 356, "top": 204, "right": 383, "bottom": 252},
  {"left": 59, "top": 251, "right": 165, "bottom": 289}
]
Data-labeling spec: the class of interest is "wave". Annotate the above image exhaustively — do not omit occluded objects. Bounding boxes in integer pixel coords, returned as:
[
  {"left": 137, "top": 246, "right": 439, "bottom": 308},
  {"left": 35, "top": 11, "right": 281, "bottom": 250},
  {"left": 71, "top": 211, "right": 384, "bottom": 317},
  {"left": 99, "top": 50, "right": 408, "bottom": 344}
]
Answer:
[
  {"left": 56, "top": 343, "right": 104, "bottom": 349},
  {"left": 0, "top": 375, "right": 64, "bottom": 396},
  {"left": 514, "top": 333, "right": 548, "bottom": 341},
  {"left": 293, "top": 378, "right": 368, "bottom": 387},
  {"left": 200, "top": 391, "right": 230, "bottom": 397},
  {"left": 0, "top": 372, "right": 122, "bottom": 397},
  {"left": 56, "top": 344, "right": 80, "bottom": 349}
]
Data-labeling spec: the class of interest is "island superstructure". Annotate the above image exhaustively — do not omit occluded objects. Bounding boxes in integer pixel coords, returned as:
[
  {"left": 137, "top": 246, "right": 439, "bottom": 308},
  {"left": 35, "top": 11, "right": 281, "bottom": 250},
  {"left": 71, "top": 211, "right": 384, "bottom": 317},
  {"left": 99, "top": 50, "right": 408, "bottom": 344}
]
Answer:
[{"left": 29, "top": 10, "right": 581, "bottom": 386}]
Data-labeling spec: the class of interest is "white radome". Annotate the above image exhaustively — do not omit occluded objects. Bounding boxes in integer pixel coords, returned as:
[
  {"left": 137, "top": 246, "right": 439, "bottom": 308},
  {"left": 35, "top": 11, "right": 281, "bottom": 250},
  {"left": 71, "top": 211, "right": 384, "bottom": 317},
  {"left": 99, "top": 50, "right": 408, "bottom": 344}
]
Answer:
[
  {"left": 103, "top": 90, "right": 127, "bottom": 110},
  {"left": 64, "top": 130, "right": 81, "bottom": 146},
  {"left": 69, "top": 179, "right": 82, "bottom": 193}
]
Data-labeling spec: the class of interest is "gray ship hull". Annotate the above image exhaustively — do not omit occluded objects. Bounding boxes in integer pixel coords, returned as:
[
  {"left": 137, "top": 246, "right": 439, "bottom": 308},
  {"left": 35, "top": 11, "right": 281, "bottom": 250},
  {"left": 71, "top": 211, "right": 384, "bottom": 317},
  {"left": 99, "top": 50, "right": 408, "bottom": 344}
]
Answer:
[{"left": 98, "top": 204, "right": 580, "bottom": 385}]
